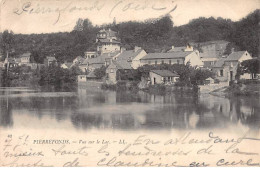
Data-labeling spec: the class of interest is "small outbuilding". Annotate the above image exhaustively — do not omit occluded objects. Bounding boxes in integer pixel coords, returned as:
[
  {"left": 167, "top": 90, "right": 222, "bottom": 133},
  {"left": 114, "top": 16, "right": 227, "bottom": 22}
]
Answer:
[
  {"left": 149, "top": 70, "right": 179, "bottom": 85},
  {"left": 205, "top": 77, "right": 215, "bottom": 85}
]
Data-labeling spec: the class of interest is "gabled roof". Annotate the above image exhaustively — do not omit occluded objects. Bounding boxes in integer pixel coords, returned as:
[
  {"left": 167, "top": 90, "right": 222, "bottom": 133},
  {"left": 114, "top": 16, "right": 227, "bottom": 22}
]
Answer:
[
  {"left": 151, "top": 70, "right": 179, "bottom": 77},
  {"left": 20, "top": 52, "right": 31, "bottom": 58},
  {"left": 212, "top": 58, "right": 226, "bottom": 67},
  {"left": 141, "top": 51, "right": 193, "bottom": 60},
  {"left": 226, "top": 51, "right": 247, "bottom": 61},
  {"left": 115, "top": 49, "right": 143, "bottom": 61},
  {"left": 212, "top": 51, "right": 248, "bottom": 68},
  {"left": 82, "top": 52, "right": 119, "bottom": 65},
  {"left": 62, "top": 62, "right": 73, "bottom": 68},
  {"left": 86, "top": 71, "right": 97, "bottom": 78},
  {"left": 112, "top": 60, "right": 132, "bottom": 70}
]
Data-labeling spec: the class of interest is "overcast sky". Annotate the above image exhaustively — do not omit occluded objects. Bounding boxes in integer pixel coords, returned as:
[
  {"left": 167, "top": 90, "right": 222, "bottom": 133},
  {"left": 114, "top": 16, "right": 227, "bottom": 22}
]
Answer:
[{"left": 1, "top": 0, "right": 259, "bottom": 34}]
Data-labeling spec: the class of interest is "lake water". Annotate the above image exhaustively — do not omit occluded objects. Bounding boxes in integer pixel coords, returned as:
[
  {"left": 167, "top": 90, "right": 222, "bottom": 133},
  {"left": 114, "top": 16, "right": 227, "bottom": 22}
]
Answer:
[{"left": 0, "top": 87, "right": 259, "bottom": 135}]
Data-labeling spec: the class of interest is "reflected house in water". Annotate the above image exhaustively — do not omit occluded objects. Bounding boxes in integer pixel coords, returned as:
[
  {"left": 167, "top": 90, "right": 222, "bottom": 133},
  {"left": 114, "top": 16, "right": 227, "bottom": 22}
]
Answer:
[
  {"left": 0, "top": 87, "right": 259, "bottom": 133},
  {"left": 0, "top": 99, "right": 13, "bottom": 127}
]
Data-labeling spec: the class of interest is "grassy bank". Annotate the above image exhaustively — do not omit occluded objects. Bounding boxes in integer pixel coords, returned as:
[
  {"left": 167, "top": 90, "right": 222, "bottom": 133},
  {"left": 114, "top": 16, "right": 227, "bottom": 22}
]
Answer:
[{"left": 225, "top": 80, "right": 260, "bottom": 96}]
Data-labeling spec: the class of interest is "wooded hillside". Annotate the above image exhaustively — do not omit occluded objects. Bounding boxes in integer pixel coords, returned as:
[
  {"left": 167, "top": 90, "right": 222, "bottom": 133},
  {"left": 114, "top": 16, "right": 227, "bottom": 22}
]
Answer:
[{"left": 1, "top": 10, "right": 259, "bottom": 63}]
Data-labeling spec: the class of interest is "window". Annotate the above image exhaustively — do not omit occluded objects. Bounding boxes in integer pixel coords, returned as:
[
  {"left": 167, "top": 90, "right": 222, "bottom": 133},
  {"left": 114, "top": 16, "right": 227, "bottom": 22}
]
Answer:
[
  {"left": 155, "top": 61, "right": 157, "bottom": 65},
  {"left": 220, "top": 70, "right": 223, "bottom": 76},
  {"left": 110, "top": 69, "right": 114, "bottom": 73},
  {"left": 169, "top": 60, "right": 171, "bottom": 65},
  {"left": 163, "top": 77, "right": 166, "bottom": 83},
  {"left": 148, "top": 61, "right": 151, "bottom": 64},
  {"left": 161, "top": 60, "right": 164, "bottom": 64},
  {"left": 177, "top": 60, "right": 180, "bottom": 64}
]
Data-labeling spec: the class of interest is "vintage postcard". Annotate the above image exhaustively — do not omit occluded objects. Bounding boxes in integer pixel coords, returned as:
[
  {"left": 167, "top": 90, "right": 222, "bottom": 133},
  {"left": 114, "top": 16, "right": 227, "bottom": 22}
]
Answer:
[{"left": 0, "top": 0, "right": 259, "bottom": 167}]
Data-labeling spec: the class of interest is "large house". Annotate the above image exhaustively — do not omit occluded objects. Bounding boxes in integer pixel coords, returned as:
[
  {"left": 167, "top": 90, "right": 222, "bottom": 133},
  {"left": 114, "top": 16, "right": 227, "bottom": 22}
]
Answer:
[
  {"left": 140, "top": 51, "right": 203, "bottom": 67},
  {"left": 150, "top": 70, "right": 179, "bottom": 85},
  {"left": 106, "top": 60, "right": 132, "bottom": 84},
  {"left": 212, "top": 51, "right": 252, "bottom": 82},
  {"left": 17, "top": 52, "right": 31, "bottom": 64},
  {"left": 96, "top": 28, "right": 120, "bottom": 54},
  {"left": 44, "top": 56, "right": 57, "bottom": 67},
  {"left": 113, "top": 46, "right": 147, "bottom": 69},
  {"left": 79, "top": 52, "right": 119, "bottom": 72}
]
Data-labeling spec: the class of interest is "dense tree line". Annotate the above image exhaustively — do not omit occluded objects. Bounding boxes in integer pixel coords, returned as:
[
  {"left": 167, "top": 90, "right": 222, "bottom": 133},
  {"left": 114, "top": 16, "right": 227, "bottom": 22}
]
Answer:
[
  {"left": 0, "top": 65, "right": 82, "bottom": 91},
  {"left": 0, "top": 10, "right": 259, "bottom": 63}
]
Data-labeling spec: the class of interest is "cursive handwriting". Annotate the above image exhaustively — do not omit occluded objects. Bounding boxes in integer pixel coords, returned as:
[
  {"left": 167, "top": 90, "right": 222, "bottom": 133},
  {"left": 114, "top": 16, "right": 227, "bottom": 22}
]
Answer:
[
  {"left": 51, "top": 145, "right": 89, "bottom": 156},
  {"left": 12, "top": 0, "right": 178, "bottom": 25}
]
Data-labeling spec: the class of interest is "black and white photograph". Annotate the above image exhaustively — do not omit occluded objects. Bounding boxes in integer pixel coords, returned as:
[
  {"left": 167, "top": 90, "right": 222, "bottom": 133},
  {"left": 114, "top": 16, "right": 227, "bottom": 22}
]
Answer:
[{"left": 0, "top": 0, "right": 259, "bottom": 167}]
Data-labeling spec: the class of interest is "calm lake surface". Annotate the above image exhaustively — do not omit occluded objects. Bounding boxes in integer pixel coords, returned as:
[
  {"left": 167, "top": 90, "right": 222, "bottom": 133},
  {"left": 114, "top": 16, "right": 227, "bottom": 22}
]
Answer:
[{"left": 0, "top": 87, "right": 259, "bottom": 135}]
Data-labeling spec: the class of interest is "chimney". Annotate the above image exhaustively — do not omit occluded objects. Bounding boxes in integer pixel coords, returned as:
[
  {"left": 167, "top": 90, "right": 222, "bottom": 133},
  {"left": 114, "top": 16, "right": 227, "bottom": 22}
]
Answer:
[
  {"left": 134, "top": 46, "right": 141, "bottom": 52},
  {"left": 172, "top": 46, "right": 175, "bottom": 49}
]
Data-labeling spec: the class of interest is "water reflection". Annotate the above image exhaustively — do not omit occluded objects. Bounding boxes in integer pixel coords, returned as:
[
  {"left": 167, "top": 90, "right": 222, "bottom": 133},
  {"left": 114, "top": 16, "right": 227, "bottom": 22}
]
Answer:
[{"left": 0, "top": 87, "right": 259, "bottom": 133}]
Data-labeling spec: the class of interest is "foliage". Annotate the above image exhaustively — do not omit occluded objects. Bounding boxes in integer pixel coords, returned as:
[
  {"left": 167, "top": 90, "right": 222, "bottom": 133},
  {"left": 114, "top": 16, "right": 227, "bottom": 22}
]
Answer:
[
  {"left": 1, "top": 65, "right": 39, "bottom": 87},
  {"left": 1, "top": 30, "right": 14, "bottom": 61},
  {"left": 1, "top": 65, "right": 82, "bottom": 91},
  {"left": 0, "top": 9, "right": 259, "bottom": 64},
  {"left": 240, "top": 58, "right": 260, "bottom": 79},
  {"left": 136, "top": 64, "right": 215, "bottom": 86},
  {"left": 94, "top": 65, "right": 107, "bottom": 79}
]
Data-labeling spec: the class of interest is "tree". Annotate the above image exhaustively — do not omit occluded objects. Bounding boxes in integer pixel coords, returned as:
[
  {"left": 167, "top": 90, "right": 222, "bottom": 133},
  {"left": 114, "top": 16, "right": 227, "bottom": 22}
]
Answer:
[
  {"left": 240, "top": 58, "right": 260, "bottom": 79},
  {"left": 94, "top": 66, "right": 107, "bottom": 79},
  {"left": 1, "top": 30, "right": 14, "bottom": 61}
]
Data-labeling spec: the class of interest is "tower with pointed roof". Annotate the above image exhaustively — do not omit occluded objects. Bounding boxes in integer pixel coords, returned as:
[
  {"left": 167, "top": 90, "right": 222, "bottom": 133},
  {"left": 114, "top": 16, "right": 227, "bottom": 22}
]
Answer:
[{"left": 96, "top": 28, "right": 121, "bottom": 55}]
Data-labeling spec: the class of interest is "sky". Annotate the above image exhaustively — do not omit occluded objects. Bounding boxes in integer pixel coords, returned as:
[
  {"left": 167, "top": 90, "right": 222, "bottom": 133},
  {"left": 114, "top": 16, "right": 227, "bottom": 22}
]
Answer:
[{"left": 0, "top": 0, "right": 259, "bottom": 34}]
